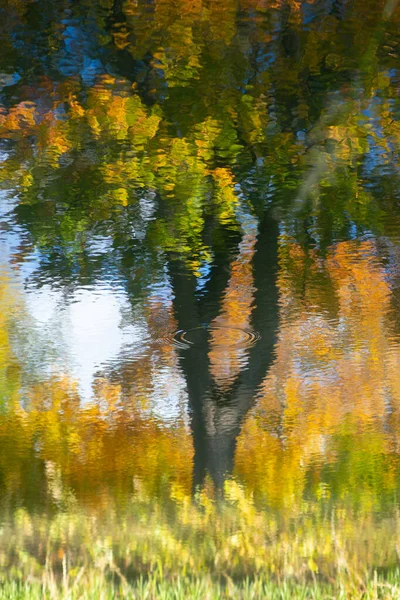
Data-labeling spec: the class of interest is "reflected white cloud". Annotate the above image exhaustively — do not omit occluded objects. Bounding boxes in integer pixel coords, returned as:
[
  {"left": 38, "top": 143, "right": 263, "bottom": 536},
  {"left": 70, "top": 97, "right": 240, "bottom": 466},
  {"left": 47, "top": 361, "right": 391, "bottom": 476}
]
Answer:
[
  {"left": 25, "top": 284, "right": 146, "bottom": 400},
  {"left": 1, "top": 191, "right": 186, "bottom": 421}
]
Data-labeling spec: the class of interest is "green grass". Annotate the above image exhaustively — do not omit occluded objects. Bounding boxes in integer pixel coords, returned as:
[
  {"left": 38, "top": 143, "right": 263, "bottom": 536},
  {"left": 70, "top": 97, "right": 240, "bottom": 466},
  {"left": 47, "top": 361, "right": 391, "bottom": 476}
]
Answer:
[
  {"left": 2, "top": 482, "right": 400, "bottom": 598},
  {"left": 1, "top": 574, "right": 400, "bottom": 600}
]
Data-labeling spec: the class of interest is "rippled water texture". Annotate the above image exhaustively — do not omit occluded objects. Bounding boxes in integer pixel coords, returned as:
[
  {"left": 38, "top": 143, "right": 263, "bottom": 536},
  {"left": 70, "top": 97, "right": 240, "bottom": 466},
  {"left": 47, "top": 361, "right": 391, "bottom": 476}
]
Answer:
[{"left": 2, "top": 0, "right": 400, "bottom": 590}]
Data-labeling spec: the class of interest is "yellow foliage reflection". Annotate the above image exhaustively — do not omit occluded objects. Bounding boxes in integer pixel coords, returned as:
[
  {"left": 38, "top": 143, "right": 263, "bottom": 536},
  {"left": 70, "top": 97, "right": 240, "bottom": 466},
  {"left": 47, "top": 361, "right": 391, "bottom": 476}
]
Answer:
[{"left": 236, "top": 239, "right": 400, "bottom": 510}]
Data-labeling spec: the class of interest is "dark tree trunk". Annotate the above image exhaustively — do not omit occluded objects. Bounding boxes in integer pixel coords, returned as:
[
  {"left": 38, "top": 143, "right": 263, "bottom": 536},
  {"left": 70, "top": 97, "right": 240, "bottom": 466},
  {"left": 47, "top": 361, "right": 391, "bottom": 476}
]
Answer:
[{"left": 169, "top": 215, "right": 279, "bottom": 494}]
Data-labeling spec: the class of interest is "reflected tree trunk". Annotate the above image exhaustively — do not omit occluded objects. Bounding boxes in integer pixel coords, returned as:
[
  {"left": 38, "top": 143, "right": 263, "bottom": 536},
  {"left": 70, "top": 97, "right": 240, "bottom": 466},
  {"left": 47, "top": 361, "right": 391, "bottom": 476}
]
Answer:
[{"left": 169, "top": 215, "right": 279, "bottom": 493}]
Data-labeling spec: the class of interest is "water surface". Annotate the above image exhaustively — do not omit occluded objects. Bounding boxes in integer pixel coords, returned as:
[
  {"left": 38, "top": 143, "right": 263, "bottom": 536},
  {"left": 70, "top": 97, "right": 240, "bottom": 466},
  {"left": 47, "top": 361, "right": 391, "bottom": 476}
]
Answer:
[{"left": 1, "top": 0, "right": 400, "bottom": 536}]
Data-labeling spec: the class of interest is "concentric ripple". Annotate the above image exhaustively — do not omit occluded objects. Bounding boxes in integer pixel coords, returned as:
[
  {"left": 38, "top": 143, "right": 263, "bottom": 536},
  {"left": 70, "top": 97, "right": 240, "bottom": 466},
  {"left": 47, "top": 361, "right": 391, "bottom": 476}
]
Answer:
[{"left": 167, "top": 325, "right": 261, "bottom": 350}]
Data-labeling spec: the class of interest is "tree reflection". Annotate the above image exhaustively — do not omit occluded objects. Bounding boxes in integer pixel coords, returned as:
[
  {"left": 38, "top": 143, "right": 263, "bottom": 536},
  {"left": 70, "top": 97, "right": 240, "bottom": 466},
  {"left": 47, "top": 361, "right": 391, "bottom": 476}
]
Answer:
[
  {"left": 2, "top": 0, "right": 400, "bottom": 511},
  {"left": 170, "top": 215, "right": 279, "bottom": 491}
]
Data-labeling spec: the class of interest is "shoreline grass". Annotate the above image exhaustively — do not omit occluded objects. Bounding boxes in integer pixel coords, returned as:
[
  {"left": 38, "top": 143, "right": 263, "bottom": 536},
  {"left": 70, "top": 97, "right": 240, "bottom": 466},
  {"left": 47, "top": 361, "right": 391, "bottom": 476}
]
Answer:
[
  {"left": 1, "top": 485, "right": 400, "bottom": 599},
  {"left": 2, "top": 574, "right": 400, "bottom": 600}
]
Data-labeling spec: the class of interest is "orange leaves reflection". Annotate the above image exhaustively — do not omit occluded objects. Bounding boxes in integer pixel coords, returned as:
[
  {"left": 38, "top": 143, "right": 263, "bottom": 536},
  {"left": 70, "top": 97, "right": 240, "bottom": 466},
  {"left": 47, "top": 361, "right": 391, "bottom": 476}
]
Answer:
[
  {"left": 236, "top": 239, "right": 400, "bottom": 509},
  {"left": 0, "top": 373, "right": 193, "bottom": 509},
  {"left": 209, "top": 222, "right": 256, "bottom": 389}
]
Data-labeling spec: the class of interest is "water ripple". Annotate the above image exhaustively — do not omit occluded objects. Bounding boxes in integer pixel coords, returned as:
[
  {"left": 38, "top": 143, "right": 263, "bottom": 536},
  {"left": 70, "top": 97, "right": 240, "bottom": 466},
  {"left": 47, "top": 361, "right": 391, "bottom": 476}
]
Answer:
[{"left": 158, "top": 325, "right": 261, "bottom": 351}]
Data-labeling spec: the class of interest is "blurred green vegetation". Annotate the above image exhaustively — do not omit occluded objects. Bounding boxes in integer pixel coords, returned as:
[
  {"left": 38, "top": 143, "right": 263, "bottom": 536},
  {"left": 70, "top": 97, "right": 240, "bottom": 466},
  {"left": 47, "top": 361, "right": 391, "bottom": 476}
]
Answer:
[{"left": 1, "top": 488, "right": 400, "bottom": 599}]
